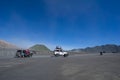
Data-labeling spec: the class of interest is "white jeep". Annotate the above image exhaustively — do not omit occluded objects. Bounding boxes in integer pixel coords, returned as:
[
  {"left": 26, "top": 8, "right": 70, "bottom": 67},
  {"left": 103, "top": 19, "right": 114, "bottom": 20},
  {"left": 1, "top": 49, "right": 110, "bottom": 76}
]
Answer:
[{"left": 54, "top": 47, "right": 68, "bottom": 57}]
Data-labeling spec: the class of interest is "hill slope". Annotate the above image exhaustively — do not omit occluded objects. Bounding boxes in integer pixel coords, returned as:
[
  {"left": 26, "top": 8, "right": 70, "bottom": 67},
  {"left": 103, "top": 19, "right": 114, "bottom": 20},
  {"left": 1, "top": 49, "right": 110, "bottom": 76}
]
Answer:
[
  {"left": 29, "top": 44, "right": 50, "bottom": 52},
  {"left": 0, "top": 40, "right": 19, "bottom": 49}
]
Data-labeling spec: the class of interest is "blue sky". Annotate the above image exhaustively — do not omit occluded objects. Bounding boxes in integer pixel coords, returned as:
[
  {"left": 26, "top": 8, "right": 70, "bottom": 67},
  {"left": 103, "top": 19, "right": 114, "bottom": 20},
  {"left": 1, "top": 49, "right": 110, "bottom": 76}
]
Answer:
[{"left": 0, "top": 0, "right": 120, "bottom": 50}]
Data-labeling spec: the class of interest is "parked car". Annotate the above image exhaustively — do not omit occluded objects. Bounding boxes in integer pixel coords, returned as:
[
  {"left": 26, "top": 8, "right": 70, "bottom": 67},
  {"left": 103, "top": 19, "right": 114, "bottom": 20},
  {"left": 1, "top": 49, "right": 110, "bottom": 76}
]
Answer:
[
  {"left": 54, "top": 46, "right": 69, "bottom": 57},
  {"left": 15, "top": 49, "right": 34, "bottom": 58}
]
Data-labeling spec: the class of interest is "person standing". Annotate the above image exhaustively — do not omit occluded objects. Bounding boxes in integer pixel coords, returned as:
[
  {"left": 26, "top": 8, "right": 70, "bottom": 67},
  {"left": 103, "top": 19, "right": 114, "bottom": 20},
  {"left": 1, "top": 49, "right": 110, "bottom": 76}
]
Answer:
[
  {"left": 25, "top": 49, "right": 30, "bottom": 57},
  {"left": 100, "top": 52, "right": 103, "bottom": 55}
]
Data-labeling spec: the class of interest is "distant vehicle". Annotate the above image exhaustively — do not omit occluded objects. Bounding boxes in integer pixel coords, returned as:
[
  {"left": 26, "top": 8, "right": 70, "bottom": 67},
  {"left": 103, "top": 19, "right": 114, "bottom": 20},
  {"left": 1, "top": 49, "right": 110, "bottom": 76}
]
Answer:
[
  {"left": 15, "top": 49, "right": 35, "bottom": 58},
  {"left": 54, "top": 46, "right": 68, "bottom": 57}
]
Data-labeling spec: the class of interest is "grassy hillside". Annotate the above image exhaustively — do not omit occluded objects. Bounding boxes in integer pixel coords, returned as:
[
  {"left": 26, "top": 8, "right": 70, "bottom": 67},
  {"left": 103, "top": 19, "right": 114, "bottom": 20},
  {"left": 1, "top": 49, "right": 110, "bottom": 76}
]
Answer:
[{"left": 29, "top": 44, "right": 50, "bottom": 52}]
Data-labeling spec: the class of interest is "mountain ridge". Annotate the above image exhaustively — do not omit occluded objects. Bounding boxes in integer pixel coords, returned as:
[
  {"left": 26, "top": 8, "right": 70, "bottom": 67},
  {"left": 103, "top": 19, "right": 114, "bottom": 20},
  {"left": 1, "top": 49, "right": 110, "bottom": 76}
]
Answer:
[{"left": 71, "top": 44, "right": 120, "bottom": 53}]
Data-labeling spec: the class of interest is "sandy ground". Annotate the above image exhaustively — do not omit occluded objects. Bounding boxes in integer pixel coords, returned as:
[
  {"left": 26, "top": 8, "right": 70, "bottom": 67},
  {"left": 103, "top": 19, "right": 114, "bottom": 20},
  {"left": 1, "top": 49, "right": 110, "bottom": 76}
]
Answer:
[{"left": 0, "top": 53, "right": 120, "bottom": 80}]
